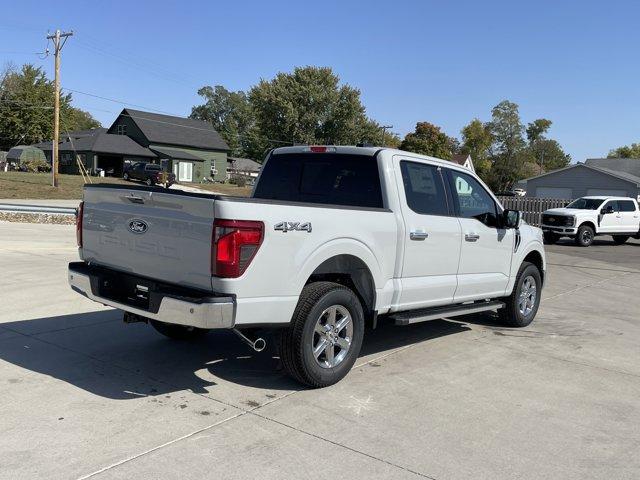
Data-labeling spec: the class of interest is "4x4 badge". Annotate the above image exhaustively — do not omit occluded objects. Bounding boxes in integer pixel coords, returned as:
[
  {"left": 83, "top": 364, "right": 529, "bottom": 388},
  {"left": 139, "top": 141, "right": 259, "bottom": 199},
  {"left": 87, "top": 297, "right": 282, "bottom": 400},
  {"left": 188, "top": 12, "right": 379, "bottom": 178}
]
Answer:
[{"left": 274, "top": 221, "right": 312, "bottom": 233}]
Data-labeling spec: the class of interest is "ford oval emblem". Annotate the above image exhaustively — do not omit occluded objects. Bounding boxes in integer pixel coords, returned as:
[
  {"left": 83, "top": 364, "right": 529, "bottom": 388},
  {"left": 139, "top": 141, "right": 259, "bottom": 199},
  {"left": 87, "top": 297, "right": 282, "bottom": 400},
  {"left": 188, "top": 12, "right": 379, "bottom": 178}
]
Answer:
[{"left": 128, "top": 219, "right": 148, "bottom": 234}]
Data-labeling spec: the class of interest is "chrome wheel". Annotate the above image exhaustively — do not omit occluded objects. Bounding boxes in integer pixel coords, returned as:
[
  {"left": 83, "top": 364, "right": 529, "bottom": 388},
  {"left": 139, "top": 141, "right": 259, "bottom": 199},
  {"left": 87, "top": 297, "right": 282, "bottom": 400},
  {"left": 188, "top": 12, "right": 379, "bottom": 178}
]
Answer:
[
  {"left": 581, "top": 229, "right": 592, "bottom": 244},
  {"left": 518, "top": 275, "right": 537, "bottom": 317},
  {"left": 312, "top": 305, "right": 353, "bottom": 369}
]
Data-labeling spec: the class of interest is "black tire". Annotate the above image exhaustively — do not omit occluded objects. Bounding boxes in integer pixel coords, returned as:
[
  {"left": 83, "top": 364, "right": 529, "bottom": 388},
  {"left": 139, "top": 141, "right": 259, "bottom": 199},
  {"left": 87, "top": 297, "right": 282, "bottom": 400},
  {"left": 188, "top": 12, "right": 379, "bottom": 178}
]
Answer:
[
  {"left": 145, "top": 177, "right": 154, "bottom": 186},
  {"left": 279, "top": 282, "right": 365, "bottom": 388},
  {"left": 498, "top": 262, "right": 542, "bottom": 328},
  {"left": 612, "top": 235, "right": 629, "bottom": 245},
  {"left": 123, "top": 172, "right": 129, "bottom": 180},
  {"left": 543, "top": 232, "right": 560, "bottom": 244},
  {"left": 574, "top": 224, "right": 595, "bottom": 247},
  {"left": 149, "top": 320, "right": 209, "bottom": 340}
]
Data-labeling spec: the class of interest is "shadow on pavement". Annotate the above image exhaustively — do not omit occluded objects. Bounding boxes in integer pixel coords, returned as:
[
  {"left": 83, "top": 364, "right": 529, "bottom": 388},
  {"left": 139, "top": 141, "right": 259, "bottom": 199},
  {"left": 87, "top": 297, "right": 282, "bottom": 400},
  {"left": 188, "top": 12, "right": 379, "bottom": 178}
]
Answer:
[{"left": 0, "top": 310, "right": 470, "bottom": 399}]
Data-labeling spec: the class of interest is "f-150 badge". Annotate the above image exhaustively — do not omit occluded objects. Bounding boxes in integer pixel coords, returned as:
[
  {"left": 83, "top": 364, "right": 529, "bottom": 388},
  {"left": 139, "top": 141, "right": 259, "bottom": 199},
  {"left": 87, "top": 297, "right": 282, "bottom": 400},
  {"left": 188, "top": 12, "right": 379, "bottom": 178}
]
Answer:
[{"left": 274, "top": 222, "right": 312, "bottom": 233}]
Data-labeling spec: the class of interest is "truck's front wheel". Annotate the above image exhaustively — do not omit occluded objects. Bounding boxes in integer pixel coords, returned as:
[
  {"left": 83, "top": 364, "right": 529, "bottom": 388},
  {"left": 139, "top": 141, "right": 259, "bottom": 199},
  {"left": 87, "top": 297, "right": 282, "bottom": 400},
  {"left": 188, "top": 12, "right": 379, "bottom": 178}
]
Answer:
[
  {"left": 149, "top": 320, "right": 209, "bottom": 340},
  {"left": 279, "top": 282, "right": 364, "bottom": 388},
  {"left": 498, "top": 262, "right": 542, "bottom": 328},
  {"left": 574, "top": 225, "right": 595, "bottom": 247}
]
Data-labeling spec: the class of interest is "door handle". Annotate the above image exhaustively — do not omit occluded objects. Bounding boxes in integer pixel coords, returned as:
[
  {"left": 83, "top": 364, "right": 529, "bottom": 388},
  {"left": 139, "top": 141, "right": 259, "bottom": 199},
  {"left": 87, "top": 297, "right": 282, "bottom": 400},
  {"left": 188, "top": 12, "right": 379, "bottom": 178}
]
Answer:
[
  {"left": 410, "top": 231, "right": 429, "bottom": 241},
  {"left": 465, "top": 233, "right": 480, "bottom": 242}
]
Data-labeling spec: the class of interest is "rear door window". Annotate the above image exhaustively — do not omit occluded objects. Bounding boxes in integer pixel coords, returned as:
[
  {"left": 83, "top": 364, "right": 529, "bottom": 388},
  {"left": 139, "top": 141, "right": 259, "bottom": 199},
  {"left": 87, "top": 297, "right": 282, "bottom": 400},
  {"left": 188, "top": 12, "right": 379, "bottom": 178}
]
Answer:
[
  {"left": 619, "top": 200, "right": 637, "bottom": 212},
  {"left": 254, "top": 153, "right": 383, "bottom": 208},
  {"left": 399, "top": 161, "right": 449, "bottom": 215}
]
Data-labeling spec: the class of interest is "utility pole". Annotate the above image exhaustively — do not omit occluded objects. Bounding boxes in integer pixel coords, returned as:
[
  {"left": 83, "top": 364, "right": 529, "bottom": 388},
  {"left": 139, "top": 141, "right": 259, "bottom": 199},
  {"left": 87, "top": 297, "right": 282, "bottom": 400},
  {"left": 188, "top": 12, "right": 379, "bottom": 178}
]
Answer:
[
  {"left": 380, "top": 125, "right": 393, "bottom": 147},
  {"left": 47, "top": 29, "right": 73, "bottom": 187}
]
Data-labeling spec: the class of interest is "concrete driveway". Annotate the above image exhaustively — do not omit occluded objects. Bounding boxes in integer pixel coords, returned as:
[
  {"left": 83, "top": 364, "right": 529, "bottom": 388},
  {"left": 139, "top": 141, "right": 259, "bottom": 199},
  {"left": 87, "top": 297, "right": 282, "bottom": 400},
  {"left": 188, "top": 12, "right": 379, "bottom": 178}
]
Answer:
[{"left": 1, "top": 221, "right": 639, "bottom": 480}]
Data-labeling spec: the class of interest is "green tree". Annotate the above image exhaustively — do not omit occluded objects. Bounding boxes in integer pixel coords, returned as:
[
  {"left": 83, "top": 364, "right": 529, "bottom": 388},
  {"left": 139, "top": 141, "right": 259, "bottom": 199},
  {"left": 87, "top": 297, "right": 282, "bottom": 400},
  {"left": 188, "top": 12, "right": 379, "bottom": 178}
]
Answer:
[
  {"left": 486, "top": 100, "right": 526, "bottom": 190},
  {"left": 607, "top": 143, "right": 640, "bottom": 158},
  {"left": 399, "top": 121, "right": 457, "bottom": 159},
  {"left": 528, "top": 138, "right": 571, "bottom": 173},
  {"left": 460, "top": 118, "right": 492, "bottom": 179},
  {"left": 248, "top": 66, "right": 378, "bottom": 147},
  {"left": 190, "top": 85, "right": 265, "bottom": 159},
  {"left": 0, "top": 64, "right": 100, "bottom": 151},
  {"left": 525, "top": 118, "right": 552, "bottom": 144}
]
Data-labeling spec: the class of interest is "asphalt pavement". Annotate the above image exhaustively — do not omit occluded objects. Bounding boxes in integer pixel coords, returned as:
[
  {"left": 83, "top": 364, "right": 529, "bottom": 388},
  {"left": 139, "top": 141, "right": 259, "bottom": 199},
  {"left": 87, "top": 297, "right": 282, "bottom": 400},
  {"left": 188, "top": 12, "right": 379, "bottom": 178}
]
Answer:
[{"left": 0, "top": 221, "right": 638, "bottom": 480}]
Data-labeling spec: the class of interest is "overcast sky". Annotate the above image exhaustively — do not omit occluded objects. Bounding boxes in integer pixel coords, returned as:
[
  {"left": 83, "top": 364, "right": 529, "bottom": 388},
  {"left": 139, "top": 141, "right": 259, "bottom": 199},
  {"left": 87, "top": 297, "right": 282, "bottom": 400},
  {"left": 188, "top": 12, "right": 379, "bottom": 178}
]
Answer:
[{"left": 1, "top": 0, "right": 638, "bottom": 161}]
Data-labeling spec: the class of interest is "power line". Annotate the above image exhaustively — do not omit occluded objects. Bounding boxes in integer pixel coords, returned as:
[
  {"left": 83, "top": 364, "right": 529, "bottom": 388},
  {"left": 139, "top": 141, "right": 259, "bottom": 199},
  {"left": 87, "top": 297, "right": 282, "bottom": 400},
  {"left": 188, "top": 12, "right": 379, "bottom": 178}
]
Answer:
[
  {"left": 74, "top": 31, "right": 203, "bottom": 86},
  {"left": 74, "top": 39, "right": 201, "bottom": 88},
  {"left": 62, "top": 87, "right": 181, "bottom": 115},
  {"left": 0, "top": 50, "right": 46, "bottom": 55}
]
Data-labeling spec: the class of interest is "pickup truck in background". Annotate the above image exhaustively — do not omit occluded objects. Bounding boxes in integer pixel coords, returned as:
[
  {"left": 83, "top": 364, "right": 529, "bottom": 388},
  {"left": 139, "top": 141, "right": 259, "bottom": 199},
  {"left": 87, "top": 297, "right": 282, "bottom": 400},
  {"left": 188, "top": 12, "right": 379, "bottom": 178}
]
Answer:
[
  {"left": 541, "top": 196, "right": 640, "bottom": 247},
  {"left": 123, "top": 162, "right": 175, "bottom": 187},
  {"left": 69, "top": 146, "right": 546, "bottom": 387}
]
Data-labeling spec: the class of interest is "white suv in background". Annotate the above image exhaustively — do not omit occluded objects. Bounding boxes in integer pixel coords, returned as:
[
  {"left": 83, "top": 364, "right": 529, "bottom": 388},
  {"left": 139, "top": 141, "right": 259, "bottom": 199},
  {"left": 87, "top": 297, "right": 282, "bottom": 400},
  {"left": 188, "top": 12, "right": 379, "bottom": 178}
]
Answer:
[{"left": 542, "top": 196, "right": 640, "bottom": 246}]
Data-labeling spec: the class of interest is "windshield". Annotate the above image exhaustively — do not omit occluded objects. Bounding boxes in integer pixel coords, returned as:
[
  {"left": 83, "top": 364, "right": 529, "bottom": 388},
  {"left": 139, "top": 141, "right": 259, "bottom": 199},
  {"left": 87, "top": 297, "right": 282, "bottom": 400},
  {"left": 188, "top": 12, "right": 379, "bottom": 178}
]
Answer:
[{"left": 566, "top": 198, "right": 604, "bottom": 210}]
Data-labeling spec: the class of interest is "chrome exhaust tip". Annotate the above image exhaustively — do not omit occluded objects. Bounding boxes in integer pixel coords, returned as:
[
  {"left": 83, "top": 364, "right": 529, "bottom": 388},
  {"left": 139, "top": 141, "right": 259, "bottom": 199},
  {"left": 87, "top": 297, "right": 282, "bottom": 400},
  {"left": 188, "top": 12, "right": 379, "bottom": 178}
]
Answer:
[{"left": 233, "top": 329, "right": 266, "bottom": 352}]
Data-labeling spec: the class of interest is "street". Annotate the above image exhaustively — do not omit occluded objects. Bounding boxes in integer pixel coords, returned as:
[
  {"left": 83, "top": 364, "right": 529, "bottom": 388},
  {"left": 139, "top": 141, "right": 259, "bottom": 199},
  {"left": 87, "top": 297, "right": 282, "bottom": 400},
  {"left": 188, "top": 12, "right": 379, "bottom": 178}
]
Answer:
[{"left": 1, "top": 221, "right": 639, "bottom": 479}]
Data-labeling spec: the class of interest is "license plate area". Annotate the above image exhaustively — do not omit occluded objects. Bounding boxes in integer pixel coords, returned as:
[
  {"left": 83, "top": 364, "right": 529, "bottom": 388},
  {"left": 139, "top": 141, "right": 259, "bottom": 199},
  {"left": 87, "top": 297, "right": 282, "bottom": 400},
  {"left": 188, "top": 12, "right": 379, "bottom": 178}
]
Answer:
[{"left": 97, "top": 273, "right": 154, "bottom": 311}]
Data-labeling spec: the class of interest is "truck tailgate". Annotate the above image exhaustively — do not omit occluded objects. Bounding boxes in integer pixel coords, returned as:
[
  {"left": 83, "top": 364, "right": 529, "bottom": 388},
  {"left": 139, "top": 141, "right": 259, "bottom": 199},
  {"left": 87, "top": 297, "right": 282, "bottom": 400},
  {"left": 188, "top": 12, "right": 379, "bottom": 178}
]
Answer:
[{"left": 81, "top": 186, "right": 216, "bottom": 292}]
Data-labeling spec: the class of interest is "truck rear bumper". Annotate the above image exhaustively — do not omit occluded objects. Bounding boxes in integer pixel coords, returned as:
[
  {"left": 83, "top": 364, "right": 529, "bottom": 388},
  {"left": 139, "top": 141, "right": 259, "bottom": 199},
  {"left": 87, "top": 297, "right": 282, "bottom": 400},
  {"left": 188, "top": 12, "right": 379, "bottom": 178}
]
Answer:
[{"left": 68, "top": 262, "right": 235, "bottom": 329}]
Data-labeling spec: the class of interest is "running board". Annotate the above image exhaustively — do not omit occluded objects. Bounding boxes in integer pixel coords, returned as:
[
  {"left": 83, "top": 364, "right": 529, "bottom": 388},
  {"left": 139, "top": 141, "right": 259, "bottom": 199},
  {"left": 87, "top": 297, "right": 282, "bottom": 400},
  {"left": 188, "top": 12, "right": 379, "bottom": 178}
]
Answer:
[{"left": 390, "top": 300, "right": 505, "bottom": 326}]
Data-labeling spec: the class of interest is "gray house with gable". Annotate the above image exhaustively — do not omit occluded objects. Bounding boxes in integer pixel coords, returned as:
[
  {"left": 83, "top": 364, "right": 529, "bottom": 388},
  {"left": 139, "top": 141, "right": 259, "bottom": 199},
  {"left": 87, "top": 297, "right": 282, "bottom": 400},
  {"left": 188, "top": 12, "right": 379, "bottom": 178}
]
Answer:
[{"left": 521, "top": 159, "right": 640, "bottom": 200}]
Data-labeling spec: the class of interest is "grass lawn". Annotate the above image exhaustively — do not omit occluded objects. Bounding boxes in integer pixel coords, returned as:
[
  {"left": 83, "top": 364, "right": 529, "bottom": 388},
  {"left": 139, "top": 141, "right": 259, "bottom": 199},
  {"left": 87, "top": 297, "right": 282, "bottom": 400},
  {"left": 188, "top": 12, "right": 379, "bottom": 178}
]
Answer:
[
  {"left": 0, "top": 171, "right": 252, "bottom": 199},
  {"left": 0, "top": 172, "right": 129, "bottom": 199},
  {"left": 194, "top": 182, "right": 252, "bottom": 197}
]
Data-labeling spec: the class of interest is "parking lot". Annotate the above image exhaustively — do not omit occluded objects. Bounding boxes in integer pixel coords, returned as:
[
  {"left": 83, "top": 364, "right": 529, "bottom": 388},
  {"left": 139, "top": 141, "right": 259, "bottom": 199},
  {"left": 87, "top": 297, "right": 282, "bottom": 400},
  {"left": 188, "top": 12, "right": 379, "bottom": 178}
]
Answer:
[{"left": 1, "top": 221, "right": 639, "bottom": 480}]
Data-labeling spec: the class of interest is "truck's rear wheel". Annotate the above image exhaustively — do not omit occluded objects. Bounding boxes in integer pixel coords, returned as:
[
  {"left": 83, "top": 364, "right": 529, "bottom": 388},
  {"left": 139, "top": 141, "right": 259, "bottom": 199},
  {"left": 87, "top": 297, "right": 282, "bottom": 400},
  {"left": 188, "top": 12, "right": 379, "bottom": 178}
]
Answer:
[
  {"left": 498, "top": 262, "right": 541, "bottom": 328},
  {"left": 574, "top": 225, "right": 594, "bottom": 247},
  {"left": 149, "top": 320, "right": 209, "bottom": 340},
  {"left": 279, "top": 282, "right": 364, "bottom": 388},
  {"left": 612, "top": 235, "right": 629, "bottom": 245}
]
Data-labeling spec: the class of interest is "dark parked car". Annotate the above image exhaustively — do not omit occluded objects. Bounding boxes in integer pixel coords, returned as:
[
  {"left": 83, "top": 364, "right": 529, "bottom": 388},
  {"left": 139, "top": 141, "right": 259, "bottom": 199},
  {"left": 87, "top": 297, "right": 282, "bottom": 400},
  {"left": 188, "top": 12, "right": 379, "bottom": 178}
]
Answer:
[{"left": 123, "top": 162, "right": 175, "bottom": 187}]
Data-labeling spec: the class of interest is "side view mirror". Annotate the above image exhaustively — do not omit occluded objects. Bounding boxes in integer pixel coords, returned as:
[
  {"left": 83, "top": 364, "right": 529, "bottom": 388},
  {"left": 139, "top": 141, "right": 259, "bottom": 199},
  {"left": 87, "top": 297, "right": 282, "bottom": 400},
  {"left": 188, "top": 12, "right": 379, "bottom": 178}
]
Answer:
[
  {"left": 503, "top": 209, "right": 521, "bottom": 229},
  {"left": 601, "top": 206, "right": 614, "bottom": 214}
]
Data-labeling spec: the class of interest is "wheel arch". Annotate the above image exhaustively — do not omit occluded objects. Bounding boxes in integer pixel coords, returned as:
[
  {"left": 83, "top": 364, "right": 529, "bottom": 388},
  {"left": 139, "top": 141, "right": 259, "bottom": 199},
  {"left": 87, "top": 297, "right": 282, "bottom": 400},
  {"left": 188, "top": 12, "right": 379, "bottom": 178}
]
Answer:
[
  {"left": 578, "top": 220, "right": 596, "bottom": 232},
  {"left": 303, "top": 254, "right": 378, "bottom": 324},
  {"left": 523, "top": 249, "right": 545, "bottom": 285}
]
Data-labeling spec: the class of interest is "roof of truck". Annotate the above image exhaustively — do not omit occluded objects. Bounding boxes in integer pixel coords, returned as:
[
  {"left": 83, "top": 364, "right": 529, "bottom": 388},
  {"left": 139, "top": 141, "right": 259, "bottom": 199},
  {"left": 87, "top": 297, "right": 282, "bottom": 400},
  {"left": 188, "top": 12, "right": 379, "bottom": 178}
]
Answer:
[
  {"left": 579, "top": 196, "right": 637, "bottom": 201},
  {"left": 270, "top": 145, "right": 466, "bottom": 170}
]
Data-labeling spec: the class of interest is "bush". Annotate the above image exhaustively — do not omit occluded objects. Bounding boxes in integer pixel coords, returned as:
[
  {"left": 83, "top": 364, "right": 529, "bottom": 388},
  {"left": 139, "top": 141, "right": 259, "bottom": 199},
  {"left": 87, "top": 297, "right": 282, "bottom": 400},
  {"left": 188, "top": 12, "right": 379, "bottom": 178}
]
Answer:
[
  {"left": 230, "top": 175, "right": 247, "bottom": 187},
  {"left": 24, "top": 158, "right": 51, "bottom": 173}
]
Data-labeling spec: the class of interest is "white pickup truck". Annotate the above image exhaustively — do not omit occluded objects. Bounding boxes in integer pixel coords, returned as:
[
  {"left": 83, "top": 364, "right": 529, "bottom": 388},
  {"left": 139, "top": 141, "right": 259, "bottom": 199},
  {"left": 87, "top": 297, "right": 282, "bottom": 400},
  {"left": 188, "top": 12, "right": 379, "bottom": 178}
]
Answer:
[
  {"left": 69, "top": 146, "right": 546, "bottom": 387},
  {"left": 541, "top": 196, "right": 640, "bottom": 247}
]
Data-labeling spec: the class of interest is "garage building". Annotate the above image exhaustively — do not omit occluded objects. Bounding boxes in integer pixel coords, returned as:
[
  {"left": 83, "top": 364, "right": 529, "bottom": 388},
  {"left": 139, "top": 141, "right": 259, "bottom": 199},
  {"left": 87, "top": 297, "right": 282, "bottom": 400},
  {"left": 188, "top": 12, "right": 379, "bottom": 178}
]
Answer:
[{"left": 522, "top": 161, "right": 640, "bottom": 200}]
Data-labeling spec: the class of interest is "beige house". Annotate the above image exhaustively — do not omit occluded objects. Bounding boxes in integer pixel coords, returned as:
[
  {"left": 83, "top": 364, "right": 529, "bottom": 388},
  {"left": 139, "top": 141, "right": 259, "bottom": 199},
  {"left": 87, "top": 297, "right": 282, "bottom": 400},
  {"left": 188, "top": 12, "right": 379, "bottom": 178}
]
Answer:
[{"left": 450, "top": 153, "right": 475, "bottom": 172}]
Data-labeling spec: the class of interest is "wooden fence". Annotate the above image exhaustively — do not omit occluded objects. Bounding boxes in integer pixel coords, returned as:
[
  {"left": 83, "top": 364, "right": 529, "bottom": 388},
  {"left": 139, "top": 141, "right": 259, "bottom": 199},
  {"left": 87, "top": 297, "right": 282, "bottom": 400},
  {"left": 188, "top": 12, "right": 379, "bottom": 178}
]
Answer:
[{"left": 496, "top": 196, "right": 571, "bottom": 227}]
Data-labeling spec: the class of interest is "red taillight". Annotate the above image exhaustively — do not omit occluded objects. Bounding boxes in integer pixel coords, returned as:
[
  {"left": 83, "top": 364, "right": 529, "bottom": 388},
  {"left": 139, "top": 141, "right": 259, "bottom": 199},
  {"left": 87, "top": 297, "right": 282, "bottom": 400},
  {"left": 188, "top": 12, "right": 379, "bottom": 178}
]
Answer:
[
  {"left": 76, "top": 201, "right": 84, "bottom": 247},
  {"left": 212, "top": 219, "right": 264, "bottom": 278},
  {"left": 306, "top": 146, "right": 336, "bottom": 153}
]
